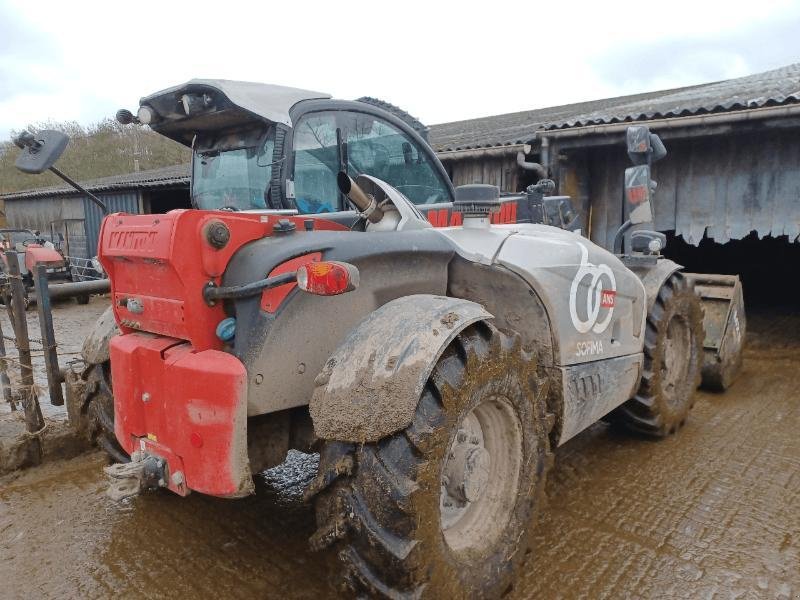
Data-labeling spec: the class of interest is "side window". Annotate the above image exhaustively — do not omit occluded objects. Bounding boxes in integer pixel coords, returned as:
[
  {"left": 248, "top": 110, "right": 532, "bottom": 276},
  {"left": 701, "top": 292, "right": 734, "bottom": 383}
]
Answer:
[
  {"left": 293, "top": 112, "right": 341, "bottom": 213},
  {"left": 343, "top": 113, "right": 451, "bottom": 205}
]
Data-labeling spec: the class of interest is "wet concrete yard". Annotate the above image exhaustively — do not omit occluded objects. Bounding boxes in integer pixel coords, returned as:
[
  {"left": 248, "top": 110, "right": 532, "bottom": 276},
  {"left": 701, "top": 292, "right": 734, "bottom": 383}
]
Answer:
[{"left": 0, "top": 308, "right": 798, "bottom": 598}]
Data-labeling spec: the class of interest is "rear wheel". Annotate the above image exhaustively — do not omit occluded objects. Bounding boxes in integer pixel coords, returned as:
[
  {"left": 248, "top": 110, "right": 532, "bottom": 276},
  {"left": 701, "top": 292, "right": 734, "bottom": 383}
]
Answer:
[
  {"left": 609, "top": 272, "right": 703, "bottom": 436},
  {"left": 83, "top": 361, "right": 128, "bottom": 463},
  {"left": 308, "top": 322, "right": 551, "bottom": 598}
]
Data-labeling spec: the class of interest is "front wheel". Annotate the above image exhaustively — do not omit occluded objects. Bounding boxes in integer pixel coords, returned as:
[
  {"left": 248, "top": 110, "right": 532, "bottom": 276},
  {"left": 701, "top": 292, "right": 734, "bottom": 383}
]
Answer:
[
  {"left": 309, "top": 322, "right": 552, "bottom": 598},
  {"left": 608, "top": 272, "right": 704, "bottom": 436}
]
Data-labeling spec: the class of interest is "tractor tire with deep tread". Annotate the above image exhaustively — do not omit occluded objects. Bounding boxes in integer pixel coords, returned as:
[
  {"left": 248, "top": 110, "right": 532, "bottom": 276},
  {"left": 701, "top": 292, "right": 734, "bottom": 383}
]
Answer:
[
  {"left": 608, "top": 272, "right": 703, "bottom": 436},
  {"left": 83, "top": 360, "right": 128, "bottom": 463},
  {"left": 308, "top": 322, "right": 552, "bottom": 599}
]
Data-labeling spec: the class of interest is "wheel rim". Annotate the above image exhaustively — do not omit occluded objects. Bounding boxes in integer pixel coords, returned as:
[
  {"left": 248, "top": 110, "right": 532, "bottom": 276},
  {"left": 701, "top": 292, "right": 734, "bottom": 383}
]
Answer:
[
  {"left": 440, "top": 395, "right": 523, "bottom": 554},
  {"left": 661, "top": 314, "right": 691, "bottom": 409}
]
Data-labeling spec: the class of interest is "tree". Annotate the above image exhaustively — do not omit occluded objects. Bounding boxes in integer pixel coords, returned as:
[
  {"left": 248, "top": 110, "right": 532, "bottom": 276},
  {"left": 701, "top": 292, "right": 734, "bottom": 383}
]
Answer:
[{"left": 0, "top": 120, "right": 191, "bottom": 195}]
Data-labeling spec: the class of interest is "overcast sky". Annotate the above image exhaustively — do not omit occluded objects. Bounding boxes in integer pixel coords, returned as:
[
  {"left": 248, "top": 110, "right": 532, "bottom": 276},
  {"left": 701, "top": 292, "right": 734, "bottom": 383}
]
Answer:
[{"left": 2, "top": 0, "right": 800, "bottom": 139}]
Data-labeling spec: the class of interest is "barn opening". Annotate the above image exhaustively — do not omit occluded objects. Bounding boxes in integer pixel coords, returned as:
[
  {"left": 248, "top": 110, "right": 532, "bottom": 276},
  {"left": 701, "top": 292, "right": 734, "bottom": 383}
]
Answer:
[
  {"left": 664, "top": 232, "right": 800, "bottom": 309},
  {"left": 144, "top": 188, "right": 192, "bottom": 213}
]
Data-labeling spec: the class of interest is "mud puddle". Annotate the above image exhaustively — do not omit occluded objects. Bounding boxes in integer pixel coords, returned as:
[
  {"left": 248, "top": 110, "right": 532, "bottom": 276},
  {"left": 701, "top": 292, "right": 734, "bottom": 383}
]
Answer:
[
  {"left": 0, "top": 451, "right": 341, "bottom": 599},
  {"left": 1, "top": 308, "right": 798, "bottom": 598}
]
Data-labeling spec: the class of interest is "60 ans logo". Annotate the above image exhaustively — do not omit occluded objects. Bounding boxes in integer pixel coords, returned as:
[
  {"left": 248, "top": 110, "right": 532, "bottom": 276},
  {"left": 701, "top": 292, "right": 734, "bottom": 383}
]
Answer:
[{"left": 569, "top": 244, "right": 617, "bottom": 334}]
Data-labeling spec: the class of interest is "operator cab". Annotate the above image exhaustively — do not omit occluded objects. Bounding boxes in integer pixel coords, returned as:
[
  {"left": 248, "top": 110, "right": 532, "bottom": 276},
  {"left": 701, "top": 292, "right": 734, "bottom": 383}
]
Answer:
[{"left": 124, "top": 79, "right": 454, "bottom": 217}]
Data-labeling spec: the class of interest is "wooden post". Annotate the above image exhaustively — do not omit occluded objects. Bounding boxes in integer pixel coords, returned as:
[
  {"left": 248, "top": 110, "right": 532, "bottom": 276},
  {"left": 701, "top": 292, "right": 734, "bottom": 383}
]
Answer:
[
  {"left": 33, "top": 264, "right": 64, "bottom": 406},
  {"left": 4, "top": 250, "right": 44, "bottom": 434},
  {"left": 0, "top": 306, "right": 14, "bottom": 410}
]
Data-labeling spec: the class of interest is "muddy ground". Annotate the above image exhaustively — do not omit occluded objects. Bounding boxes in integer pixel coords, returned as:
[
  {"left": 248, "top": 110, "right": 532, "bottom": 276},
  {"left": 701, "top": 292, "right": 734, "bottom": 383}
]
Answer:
[{"left": 0, "top": 305, "right": 798, "bottom": 599}]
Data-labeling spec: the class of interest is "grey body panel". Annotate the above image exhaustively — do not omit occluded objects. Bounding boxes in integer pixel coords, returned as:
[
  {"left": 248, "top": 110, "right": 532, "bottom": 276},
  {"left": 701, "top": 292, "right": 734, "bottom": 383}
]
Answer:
[
  {"left": 222, "top": 229, "right": 454, "bottom": 416},
  {"left": 439, "top": 223, "right": 647, "bottom": 367},
  {"left": 557, "top": 353, "right": 643, "bottom": 444},
  {"left": 309, "top": 295, "right": 491, "bottom": 442}
]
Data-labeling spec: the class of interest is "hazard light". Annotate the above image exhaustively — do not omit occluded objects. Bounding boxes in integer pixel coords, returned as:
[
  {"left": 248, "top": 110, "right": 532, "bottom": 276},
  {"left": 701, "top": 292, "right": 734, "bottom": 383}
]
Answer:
[{"left": 296, "top": 261, "right": 359, "bottom": 296}]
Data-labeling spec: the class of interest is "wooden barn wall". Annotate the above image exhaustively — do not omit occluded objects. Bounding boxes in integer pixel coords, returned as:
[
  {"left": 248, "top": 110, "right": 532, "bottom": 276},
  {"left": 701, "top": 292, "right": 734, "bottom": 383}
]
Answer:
[
  {"left": 446, "top": 155, "right": 521, "bottom": 192},
  {"left": 5, "top": 195, "right": 85, "bottom": 235},
  {"left": 585, "top": 129, "right": 800, "bottom": 249}
]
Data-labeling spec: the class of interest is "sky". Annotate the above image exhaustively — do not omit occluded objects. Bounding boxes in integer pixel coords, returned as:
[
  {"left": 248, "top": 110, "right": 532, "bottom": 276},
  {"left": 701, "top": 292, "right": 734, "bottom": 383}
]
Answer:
[{"left": 2, "top": 0, "right": 800, "bottom": 139}]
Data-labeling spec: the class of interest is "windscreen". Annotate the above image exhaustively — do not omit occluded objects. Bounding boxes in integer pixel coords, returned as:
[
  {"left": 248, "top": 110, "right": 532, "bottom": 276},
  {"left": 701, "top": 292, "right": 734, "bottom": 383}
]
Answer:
[{"left": 192, "top": 127, "right": 275, "bottom": 211}]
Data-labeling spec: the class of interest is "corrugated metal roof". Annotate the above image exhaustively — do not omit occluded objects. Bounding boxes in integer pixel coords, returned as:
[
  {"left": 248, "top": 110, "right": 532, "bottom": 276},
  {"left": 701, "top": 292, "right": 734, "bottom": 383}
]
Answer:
[
  {"left": 428, "top": 63, "right": 800, "bottom": 152},
  {"left": 2, "top": 163, "right": 190, "bottom": 201}
]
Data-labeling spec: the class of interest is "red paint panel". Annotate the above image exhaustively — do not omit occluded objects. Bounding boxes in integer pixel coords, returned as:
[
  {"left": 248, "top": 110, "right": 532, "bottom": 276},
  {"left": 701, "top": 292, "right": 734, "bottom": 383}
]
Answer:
[
  {"left": 99, "top": 211, "right": 348, "bottom": 351},
  {"left": 110, "top": 333, "right": 250, "bottom": 498},
  {"left": 260, "top": 252, "right": 322, "bottom": 313}
]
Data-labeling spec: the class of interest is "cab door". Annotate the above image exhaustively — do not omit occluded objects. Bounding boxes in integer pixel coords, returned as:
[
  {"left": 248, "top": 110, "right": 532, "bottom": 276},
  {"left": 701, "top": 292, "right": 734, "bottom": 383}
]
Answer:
[{"left": 285, "top": 101, "right": 453, "bottom": 214}]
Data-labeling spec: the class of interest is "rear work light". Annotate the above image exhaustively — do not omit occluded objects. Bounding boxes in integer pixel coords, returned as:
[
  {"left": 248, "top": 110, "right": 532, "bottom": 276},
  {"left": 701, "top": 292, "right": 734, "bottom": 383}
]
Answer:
[{"left": 296, "top": 261, "right": 359, "bottom": 296}]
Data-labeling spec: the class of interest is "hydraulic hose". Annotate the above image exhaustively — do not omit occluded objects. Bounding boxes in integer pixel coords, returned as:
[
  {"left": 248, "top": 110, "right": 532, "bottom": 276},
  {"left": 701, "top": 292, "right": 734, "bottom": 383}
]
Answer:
[{"left": 203, "top": 271, "right": 297, "bottom": 305}]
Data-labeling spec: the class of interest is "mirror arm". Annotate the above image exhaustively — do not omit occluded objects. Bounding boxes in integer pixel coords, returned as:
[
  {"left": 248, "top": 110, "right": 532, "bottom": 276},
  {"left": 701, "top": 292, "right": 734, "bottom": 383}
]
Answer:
[
  {"left": 613, "top": 219, "right": 633, "bottom": 255},
  {"left": 48, "top": 166, "right": 108, "bottom": 215}
]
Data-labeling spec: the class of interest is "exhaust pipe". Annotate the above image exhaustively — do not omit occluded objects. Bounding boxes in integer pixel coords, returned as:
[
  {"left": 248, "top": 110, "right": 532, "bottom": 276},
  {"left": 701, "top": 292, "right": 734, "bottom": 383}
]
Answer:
[{"left": 337, "top": 172, "right": 384, "bottom": 224}]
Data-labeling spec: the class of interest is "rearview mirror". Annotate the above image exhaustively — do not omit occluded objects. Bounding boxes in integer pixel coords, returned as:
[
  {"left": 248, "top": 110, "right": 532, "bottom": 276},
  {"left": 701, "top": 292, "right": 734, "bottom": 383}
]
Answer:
[
  {"left": 13, "top": 130, "right": 69, "bottom": 174},
  {"left": 624, "top": 164, "right": 654, "bottom": 225}
]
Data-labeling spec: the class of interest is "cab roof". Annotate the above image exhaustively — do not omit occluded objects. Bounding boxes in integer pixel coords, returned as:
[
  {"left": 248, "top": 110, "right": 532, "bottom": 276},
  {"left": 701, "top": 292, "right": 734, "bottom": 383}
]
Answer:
[{"left": 140, "top": 79, "right": 332, "bottom": 145}]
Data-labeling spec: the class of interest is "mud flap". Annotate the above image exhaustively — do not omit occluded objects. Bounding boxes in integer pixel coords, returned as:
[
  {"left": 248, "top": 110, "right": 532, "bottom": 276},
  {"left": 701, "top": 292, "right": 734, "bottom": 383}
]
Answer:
[
  {"left": 309, "top": 295, "right": 492, "bottom": 443},
  {"left": 684, "top": 274, "right": 746, "bottom": 391}
]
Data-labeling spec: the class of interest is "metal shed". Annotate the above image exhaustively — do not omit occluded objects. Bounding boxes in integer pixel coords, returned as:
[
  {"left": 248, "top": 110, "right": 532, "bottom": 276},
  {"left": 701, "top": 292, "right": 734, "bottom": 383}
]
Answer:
[{"left": 0, "top": 164, "right": 190, "bottom": 258}]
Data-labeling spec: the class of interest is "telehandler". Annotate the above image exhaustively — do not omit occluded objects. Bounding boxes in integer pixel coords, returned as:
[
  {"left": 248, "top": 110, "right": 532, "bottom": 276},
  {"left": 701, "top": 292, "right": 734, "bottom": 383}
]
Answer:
[{"left": 13, "top": 79, "right": 745, "bottom": 598}]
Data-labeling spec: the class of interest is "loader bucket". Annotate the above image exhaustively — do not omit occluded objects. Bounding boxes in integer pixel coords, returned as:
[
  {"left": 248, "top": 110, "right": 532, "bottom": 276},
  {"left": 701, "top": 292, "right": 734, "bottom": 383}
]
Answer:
[{"left": 684, "top": 273, "right": 746, "bottom": 391}]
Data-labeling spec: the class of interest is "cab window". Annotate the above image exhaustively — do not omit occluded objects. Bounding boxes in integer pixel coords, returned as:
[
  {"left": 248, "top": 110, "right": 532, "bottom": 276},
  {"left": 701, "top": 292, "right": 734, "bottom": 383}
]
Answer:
[
  {"left": 342, "top": 112, "right": 450, "bottom": 205},
  {"left": 292, "top": 112, "right": 342, "bottom": 213}
]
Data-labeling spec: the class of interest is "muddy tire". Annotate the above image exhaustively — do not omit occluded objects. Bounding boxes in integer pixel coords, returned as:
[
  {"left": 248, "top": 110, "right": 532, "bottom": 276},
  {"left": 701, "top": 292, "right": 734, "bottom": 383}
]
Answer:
[
  {"left": 83, "top": 361, "right": 128, "bottom": 463},
  {"left": 308, "top": 322, "right": 551, "bottom": 599},
  {"left": 608, "top": 272, "right": 703, "bottom": 436}
]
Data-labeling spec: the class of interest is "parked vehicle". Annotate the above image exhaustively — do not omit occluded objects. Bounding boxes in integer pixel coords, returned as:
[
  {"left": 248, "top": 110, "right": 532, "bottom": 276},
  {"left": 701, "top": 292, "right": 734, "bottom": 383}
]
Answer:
[
  {"left": 0, "top": 228, "right": 85, "bottom": 306},
  {"left": 14, "top": 80, "right": 744, "bottom": 598}
]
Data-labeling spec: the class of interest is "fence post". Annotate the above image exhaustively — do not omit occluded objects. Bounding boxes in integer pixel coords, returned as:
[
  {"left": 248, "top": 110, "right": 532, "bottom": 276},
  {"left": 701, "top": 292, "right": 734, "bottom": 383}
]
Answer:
[
  {"left": 0, "top": 304, "right": 14, "bottom": 410},
  {"left": 33, "top": 263, "right": 64, "bottom": 406},
  {"left": 4, "top": 250, "right": 44, "bottom": 434}
]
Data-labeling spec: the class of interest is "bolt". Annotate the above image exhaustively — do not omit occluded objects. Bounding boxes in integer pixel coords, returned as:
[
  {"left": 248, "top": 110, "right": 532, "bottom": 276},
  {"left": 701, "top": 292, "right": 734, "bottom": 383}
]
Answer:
[
  {"left": 297, "top": 362, "right": 306, "bottom": 374},
  {"left": 456, "top": 430, "right": 468, "bottom": 444},
  {"left": 142, "top": 392, "right": 150, "bottom": 403},
  {"left": 470, "top": 435, "right": 480, "bottom": 445},
  {"left": 254, "top": 374, "right": 264, "bottom": 385},
  {"left": 443, "top": 499, "right": 453, "bottom": 507}
]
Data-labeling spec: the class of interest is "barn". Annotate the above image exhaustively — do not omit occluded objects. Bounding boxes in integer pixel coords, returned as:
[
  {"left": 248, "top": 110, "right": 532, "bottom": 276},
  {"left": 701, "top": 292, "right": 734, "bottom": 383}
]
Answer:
[
  {"left": 429, "top": 63, "right": 800, "bottom": 304},
  {"left": 0, "top": 165, "right": 189, "bottom": 258}
]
